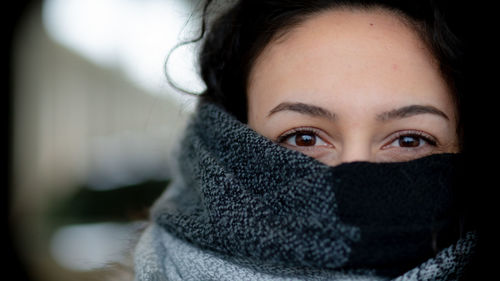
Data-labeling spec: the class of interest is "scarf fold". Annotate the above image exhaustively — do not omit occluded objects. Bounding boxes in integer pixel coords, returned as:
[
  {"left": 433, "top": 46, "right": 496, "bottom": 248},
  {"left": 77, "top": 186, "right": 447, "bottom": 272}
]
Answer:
[{"left": 135, "top": 101, "right": 475, "bottom": 280}]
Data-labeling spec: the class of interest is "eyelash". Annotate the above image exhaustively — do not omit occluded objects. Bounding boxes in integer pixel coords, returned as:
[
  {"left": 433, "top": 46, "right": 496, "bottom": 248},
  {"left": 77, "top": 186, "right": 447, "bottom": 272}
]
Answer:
[
  {"left": 276, "top": 128, "right": 438, "bottom": 148},
  {"left": 276, "top": 127, "right": 328, "bottom": 145},
  {"left": 383, "top": 130, "right": 438, "bottom": 149}
]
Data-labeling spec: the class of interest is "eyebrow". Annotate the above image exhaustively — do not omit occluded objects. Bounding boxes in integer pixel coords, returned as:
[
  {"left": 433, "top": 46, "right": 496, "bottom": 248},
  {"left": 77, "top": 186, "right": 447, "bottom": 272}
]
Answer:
[
  {"left": 268, "top": 102, "right": 336, "bottom": 121},
  {"left": 268, "top": 102, "right": 449, "bottom": 121},
  {"left": 376, "top": 105, "right": 449, "bottom": 121}
]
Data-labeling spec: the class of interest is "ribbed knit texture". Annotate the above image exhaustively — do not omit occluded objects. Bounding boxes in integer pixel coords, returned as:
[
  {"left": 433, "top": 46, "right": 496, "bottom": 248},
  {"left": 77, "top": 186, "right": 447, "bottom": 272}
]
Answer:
[{"left": 135, "top": 101, "right": 476, "bottom": 280}]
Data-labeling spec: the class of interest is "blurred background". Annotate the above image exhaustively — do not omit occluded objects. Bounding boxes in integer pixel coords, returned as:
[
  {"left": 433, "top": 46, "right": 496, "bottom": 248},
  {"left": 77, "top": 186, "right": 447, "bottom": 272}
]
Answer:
[
  {"left": 6, "top": 0, "right": 209, "bottom": 280},
  {"left": 4, "top": 1, "right": 498, "bottom": 281}
]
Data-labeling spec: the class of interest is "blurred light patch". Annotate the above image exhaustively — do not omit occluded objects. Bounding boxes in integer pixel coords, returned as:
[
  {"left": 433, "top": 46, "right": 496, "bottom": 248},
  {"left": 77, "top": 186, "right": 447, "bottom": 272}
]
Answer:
[
  {"left": 42, "top": 0, "right": 205, "bottom": 103},
  {"left": 87, "top": 131, "right": 172, "bottom": 190},
  {"left": 50, "top": 222, "right": 145, "bottom": 271}
]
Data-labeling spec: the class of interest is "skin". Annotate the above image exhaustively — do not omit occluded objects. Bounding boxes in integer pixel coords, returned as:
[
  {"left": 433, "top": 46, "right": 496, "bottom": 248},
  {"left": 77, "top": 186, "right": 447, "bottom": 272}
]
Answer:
[{"left": 247, "top": 8, "right": 459, "bottom": 166}]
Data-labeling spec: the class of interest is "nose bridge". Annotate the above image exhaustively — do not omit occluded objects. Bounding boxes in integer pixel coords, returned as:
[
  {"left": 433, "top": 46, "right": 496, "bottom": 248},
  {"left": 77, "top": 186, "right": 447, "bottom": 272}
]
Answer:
[{"left": 339, "top": 135, "right": 373, "bottom": 163}]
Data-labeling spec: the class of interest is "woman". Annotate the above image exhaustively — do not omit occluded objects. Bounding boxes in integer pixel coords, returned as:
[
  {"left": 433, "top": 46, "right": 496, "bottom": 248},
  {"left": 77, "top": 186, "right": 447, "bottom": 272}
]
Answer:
[{"left": 134, "top": 0, "right": 482, "bottom": 280}]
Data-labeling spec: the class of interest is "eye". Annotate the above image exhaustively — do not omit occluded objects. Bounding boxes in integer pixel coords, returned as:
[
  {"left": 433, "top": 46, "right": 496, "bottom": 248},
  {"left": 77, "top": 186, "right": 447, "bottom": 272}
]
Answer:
[
  {"left": 383, "top": 131, "right": 437, "bottom": 149},
  {"left": 397, "top": 135, "right": 424, "bottom": 148},
  {"left": 277, "top": 128, "right": 330, "bottom": 147}
]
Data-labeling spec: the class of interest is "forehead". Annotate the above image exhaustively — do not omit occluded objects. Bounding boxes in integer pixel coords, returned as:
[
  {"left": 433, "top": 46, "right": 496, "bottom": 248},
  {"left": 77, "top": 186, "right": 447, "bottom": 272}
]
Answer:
[
  {"left": 249, "top": 8, "right": 434, "bottom": 83},
  {"left": 247, "top": 8, "right": 451, "bottom": 114}
]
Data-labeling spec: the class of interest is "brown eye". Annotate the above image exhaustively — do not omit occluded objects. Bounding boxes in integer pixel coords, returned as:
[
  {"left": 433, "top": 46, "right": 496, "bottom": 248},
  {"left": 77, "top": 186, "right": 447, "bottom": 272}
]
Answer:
[
  {"left": 383, "top": 131, "right": 437, "bottom": 150},
  {"left": 277, "top": 129, "right": 329, "bottom": 148},
  {"left": 398, "top": 135, "right": 421, "bottom": 147},
  {"left": 295, "top": 133, "right": 316, "bottom": 146}
]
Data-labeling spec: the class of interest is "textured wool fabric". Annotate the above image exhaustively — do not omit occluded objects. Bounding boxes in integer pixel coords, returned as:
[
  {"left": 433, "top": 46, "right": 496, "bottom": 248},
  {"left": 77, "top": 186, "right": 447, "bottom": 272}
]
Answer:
[
  {"left": 135, "top": 223, "right": 389, "bottom": 281},
  {"left": 134, "top": 223, "right": 475, "bottom": 281},
  {"left": 134, "top": 101, "right": 476, "bottom": 280}
]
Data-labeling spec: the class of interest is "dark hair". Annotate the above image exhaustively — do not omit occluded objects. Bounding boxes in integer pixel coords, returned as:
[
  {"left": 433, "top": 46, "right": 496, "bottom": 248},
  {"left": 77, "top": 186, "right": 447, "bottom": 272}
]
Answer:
[{"left": 189, "top": 0, "right": 463, "bottom": 126}]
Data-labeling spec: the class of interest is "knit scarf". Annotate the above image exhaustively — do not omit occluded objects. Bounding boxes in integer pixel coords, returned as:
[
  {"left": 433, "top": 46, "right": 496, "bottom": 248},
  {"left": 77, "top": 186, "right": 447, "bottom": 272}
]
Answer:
[{"left": 134, "top": 101, "right": 476, "bottom": 281}]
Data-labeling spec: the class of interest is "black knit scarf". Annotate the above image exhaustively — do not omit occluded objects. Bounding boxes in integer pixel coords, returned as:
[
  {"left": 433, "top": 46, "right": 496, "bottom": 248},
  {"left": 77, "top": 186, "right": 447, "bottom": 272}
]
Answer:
[{"left": 150, "top": 101, "right": 475, "bottom": 279}]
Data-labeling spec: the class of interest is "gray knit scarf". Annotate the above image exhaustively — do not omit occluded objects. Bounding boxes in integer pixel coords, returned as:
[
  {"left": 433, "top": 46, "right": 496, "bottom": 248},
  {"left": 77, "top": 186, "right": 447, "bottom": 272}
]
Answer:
[{"left": 134, "top": 101, "right": 476, "bottom": 281}]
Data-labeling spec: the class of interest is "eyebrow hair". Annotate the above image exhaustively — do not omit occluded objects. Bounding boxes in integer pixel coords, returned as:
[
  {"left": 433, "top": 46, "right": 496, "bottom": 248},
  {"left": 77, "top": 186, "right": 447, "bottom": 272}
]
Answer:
[
  {"left": 376, "top": 105, "right": 449, "bottom": 121},
  {"left": 267, "top": 102, "right": 449, "bottom": 122},
  {"left": 268, "top": 102, "right": 336, "bottom": 121}
]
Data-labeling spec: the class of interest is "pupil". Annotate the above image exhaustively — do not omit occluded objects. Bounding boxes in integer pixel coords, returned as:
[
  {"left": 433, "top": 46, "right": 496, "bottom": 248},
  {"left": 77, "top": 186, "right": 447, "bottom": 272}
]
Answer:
[
  {"left": 399, "top": 136, "right": 419, "bottom": 147},
  {"left": 296, "top": 133, "right": 316, "bottom": 146}
]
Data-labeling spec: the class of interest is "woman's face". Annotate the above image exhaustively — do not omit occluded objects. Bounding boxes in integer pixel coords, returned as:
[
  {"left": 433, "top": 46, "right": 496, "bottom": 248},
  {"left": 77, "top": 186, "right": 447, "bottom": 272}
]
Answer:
[{"left": 247, "top": 8, "right": 459, "bottom": 166}]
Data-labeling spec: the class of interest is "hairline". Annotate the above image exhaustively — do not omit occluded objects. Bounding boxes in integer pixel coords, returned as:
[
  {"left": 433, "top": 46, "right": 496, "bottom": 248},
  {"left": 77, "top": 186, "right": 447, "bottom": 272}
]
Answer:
[{"left": 245, "top": 5, "right": 439, "bottom": 94}]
